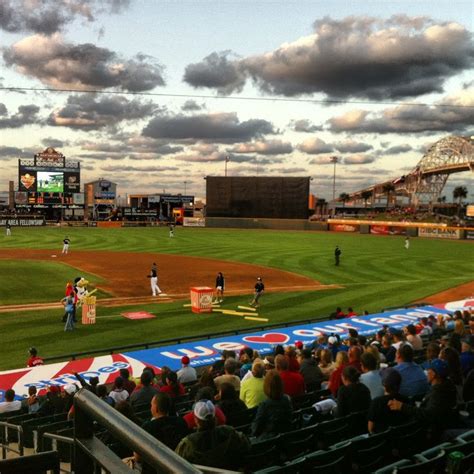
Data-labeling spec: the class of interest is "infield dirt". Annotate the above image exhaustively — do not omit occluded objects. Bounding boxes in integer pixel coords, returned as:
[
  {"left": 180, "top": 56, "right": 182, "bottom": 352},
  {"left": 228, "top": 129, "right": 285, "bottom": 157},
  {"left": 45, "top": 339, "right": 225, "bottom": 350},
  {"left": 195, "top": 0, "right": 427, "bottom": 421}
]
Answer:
[{"left": 0, "top": 249, "right": 337, "bottom": 308}]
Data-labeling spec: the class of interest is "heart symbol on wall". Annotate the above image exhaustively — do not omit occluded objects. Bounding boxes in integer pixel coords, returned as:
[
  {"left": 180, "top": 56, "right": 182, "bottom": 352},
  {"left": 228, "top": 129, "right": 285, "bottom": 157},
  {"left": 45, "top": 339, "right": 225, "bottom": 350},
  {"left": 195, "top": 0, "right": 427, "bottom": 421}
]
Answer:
[{"left": 243, "top": 333, "right": 289, "bottom": 345}]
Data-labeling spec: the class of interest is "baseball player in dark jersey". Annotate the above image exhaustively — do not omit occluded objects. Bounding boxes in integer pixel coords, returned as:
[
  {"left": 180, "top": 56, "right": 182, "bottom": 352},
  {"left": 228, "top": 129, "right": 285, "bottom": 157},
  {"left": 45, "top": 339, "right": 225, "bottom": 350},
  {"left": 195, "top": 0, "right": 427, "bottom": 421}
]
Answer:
[
  {"left": 250, "top": 277, "right": 264, "bottom": 308},
  {"left": 62, "top": 237, "right": 70, "bottom": 254},
  {"left": 148, "top": 262, "right": 162, "bottom": 296}
]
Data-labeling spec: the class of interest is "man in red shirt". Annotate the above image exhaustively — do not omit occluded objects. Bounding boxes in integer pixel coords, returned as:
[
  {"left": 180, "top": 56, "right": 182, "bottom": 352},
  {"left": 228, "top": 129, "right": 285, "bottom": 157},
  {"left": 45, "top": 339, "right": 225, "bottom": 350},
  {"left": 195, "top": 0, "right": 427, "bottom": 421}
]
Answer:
[
  {"left": 275, "top": 355, "right": 305, "bottom": 397},
  {"left": 27, "top": 347, "right": 44, "bottom": 367}
]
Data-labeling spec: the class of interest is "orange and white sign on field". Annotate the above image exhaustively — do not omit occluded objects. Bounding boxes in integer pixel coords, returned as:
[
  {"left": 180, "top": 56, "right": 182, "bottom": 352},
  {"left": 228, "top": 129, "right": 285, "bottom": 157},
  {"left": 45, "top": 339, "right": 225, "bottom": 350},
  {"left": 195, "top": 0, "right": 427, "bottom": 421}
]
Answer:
[{"left": 190, "top": 287, "right": 214, "bottom": 314}]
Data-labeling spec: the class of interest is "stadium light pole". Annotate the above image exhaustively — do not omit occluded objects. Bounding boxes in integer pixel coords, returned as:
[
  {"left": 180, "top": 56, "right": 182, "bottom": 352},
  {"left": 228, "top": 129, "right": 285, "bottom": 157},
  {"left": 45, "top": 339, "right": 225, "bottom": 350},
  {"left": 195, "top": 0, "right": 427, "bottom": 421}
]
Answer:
[
  {"left": 184, "top": 181, "right": 187, "bottom": 195},
  {"left": 330, "top": 156, "right": 339, "bottom": 216},
  {"left": 225, "top": 155, "right": 230, "bottom": 177}
]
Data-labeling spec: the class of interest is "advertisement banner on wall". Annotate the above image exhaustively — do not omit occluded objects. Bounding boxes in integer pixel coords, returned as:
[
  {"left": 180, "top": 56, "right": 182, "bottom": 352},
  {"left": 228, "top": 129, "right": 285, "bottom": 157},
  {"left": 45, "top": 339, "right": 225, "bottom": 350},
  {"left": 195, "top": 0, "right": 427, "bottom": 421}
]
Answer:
[
  {"left": 64, "top": 172, "right": 80, "bottom": 192},
  {"left": 370, "top": 225, "right": 406, "bottom": 235},
  {"left": 183, "top": 217, "right": 205, "bottom": 227},
  {"left": 330, "top": 223, "right": 359, "bottom": 232},
  {"left": 14, "top": 192, "right": 28, "bottom": 204},
  {"left": 465, "top": 230, "right": 474, "bottom": 240},
  {"left": 73, "top": 193, "right": 85, "bottom": 205},
  {"left": 419, "top": 227, "right": 462, "bottom": 239},
  {"left": 0, "top": 218, "right": 45, "bottom": 226}
]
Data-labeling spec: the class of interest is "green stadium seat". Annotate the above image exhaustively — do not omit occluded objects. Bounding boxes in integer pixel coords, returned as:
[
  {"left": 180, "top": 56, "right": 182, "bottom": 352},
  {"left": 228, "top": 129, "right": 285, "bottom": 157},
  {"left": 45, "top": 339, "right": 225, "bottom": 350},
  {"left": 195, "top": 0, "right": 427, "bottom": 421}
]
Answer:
[
  {"left": 347, "top": 410, "right": 368, "bottom": 437},
  {"left": 243, "top": 445, "right": 279, "bottom": 472},
  {"left": 0, "top": 450, "right": 60, "bottom": 474},
  {"left": 35, "top": 419, "right": 73, "bottom": 452},
  {"left": 347, "top": 430, "right": 390, "bottom": 472},
  {"left": 303, "top": 441, "right": 350, "bottom": 473},
  {"left": 253, "top": 456, "right": 306, "bottom": 474},
  {"left": 396, "top": 449, "right": 445, "bottom": 473},
  {"left": 314, "top": 417, "right": 350, "bottom": 449},
  {"left": 389, "top": 421, "right": 427, "bottom": 459}
]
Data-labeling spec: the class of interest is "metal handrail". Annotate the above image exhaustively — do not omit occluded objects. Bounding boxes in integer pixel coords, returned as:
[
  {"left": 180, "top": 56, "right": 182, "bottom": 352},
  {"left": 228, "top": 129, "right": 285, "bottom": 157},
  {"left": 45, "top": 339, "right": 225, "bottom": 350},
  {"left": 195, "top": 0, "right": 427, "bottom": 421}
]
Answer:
[
  {"left": 0, "top": 421, "right": 24, "bottom": 458},
  {"left": 42, "top": 432, "right": 74, "bottom": 474},
  {"left": 74, "top": 389, "right": 201, "bottom": 473}
]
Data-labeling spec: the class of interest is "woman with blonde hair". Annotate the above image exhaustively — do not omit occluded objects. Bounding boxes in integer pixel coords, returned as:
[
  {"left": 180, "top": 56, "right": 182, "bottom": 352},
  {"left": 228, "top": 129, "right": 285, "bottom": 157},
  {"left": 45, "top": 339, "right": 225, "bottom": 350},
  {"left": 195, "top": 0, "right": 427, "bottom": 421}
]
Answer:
[
  {"left": 454, "top": 319, "right": 467, "bottom": 338},
  {"left": 318, "top": 349, "right": 336, "bottom": 380},
  {"left": 328, "top": 351, "right": 349, "bottom": 397}
]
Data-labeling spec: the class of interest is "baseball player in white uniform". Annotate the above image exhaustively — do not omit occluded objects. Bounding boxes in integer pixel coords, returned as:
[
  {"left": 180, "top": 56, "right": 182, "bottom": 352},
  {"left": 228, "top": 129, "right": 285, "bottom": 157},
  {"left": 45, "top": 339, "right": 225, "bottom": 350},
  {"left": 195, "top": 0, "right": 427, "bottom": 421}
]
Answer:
[
  {"left": 149, "top": 262, "right": 162, "bottom": 296},
  {"left": 62, "top": 237, "right": 70, "bottom": 254}
]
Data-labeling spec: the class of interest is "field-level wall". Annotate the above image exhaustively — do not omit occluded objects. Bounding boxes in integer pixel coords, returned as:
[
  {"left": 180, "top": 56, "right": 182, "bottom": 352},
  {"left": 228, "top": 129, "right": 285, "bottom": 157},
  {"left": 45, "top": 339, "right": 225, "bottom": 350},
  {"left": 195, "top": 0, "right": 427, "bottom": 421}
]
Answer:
[{"left": 205, "top": 217, "right": 328, "bottom": 231}]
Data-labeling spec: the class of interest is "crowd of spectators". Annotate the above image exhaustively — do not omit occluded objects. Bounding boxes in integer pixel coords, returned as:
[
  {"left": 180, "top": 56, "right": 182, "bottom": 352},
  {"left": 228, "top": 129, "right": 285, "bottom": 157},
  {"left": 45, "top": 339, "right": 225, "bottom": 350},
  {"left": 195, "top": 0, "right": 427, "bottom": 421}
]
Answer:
[{"left": 1, "top": 310, "right": 474, "bottom": 471}]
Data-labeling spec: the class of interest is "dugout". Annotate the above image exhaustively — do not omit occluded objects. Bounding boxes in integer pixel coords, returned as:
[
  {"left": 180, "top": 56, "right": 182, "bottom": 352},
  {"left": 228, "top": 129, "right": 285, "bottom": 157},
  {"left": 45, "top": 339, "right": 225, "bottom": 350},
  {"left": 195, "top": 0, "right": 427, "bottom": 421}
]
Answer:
[{"left": 206, "top": 176, "right": 310, "bottom": 219}]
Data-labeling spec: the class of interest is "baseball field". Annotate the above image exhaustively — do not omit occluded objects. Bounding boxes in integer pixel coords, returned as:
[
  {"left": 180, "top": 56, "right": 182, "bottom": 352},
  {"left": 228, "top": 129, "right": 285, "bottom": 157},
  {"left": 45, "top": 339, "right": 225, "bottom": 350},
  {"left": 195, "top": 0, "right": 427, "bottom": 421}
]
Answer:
[{"left": 0, "top": 226, "right": 473, "bottom": 371}]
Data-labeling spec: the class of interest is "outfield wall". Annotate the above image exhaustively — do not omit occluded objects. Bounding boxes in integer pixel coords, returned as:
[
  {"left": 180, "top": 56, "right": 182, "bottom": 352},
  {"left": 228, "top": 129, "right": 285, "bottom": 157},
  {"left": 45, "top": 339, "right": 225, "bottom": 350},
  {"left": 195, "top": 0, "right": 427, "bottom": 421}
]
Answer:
[{"left": 205, "top": 217, "right": 328, "bottom": 231}]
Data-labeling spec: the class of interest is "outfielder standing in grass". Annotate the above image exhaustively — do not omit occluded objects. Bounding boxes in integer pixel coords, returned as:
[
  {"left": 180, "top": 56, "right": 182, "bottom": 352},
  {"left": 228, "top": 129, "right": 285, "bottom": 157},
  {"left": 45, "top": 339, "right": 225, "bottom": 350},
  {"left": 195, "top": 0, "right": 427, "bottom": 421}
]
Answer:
[
  {"left": 250, "top": 277, "right": 264, "bottom": 308},
  {"left": 5, "top": 222, "right": 11, "bottom": 236}
]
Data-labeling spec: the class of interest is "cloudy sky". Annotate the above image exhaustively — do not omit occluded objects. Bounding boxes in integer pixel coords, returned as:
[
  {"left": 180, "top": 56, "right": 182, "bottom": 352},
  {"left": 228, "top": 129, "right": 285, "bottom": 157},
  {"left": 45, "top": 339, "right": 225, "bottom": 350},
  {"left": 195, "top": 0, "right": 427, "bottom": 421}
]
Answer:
[{"left": 1, "top": 0, "right": 473, "bottom": 200}]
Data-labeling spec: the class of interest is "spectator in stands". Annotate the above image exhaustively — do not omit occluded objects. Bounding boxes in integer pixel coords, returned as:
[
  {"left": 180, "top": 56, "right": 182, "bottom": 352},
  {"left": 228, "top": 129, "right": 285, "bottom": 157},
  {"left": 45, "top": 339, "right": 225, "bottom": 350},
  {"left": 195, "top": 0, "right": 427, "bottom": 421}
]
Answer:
[
  {"left": 348, "top": 346, "right": 362, "bottom": 372},
  {"left": 120, "top": 368, "right": 136, "bottom": 395},
  {"left": 140, "top": 393, "right": 188, "bottom": 450},
  {"left": 347, "top": 307, "right": 357, "bottom": 317},
  {"left": 240, "top": 359, "right": 266, "bottom": 409},
  {"left": 454, "top": 319, "right": 467, "bottom": 338},
  {"left": 368, "top": 369, "right": 410, "bottom": 433},
  {"left": 74, "top": 372, "right": 99, "bottom": 394},
  {"left": 97, "top": 384, "right": 115, "bottom": 406},
  {"left": 460, "top": 337, "right": 474, "bottom": 376},
  {"left": 360, "top": 352, "right": 384, "bottom": 399},
  {"left": 130, "top": 370, "right": 159, "bottom": 408},
  {"left": 331, "top": 307, "right": 345, "bottom": 320},
  {"left": 328, "top": 351, "right": 349, "bottom": 397},
  {"left": 336, "top": 366, "right": 371, "bottom": 417},
  {"left": 318, "top": 348, "right": 336, "bottom": 380},
  {"left": 298, "top": 349, "right": 323, "bottom": 391},
  {"left": 215, "top": 382, "right": 247, "bottom": 425},
  {"left": 38, "top": 386, "right": 65, "bottom": 415},
  {"left": 421, "top": 342, "right": 441, "bottom": 370},
  {"left": 391, "top": 330, "right": 406, "bottom": 350},
  {"left": 160, "top": 371, "right": 186, "bottom": 399},
  {"left": 239, "top": 347, "right": 254, "bottom": 379},
  {"left": 0, "top": 389, "right": 22, "bottom": 413},
  {"left": 23, "top": 386, "right": 40, "bottom": 414},
  {"left": 440, "top": 347, "right": 464, "bottom": 402},
  {"left": 394, "top": 344, "right": 429, "bottom": 398},
  {"left": 405, "top": 324, "right": 423, "bottom": 351},
  {"left": 177, "top": 356, "right": 197, "bottom": 384},
  {"left": 389, "top": 359, "right": 459, "bottom": 440},
  {"left": 26, "top": 347, "right": 44, "bottom": 367},
  {"left": 469, "top": 318, "right": 474, "bottom": 336},
  {"left": 212, "top": 350, "right": 236, "bottom": 377},
  {"left": 275, "top": 354, "right": 305, "bottom": 397},
  {"left": 115, "top": 400, "right": 141, "bottom": 425},
  {"left": 418, "top": 317, "right": 433, "bottom": 336},
  {"left": 109, "top": 376, "right": 129, "bottom": 404},
  {"left": 251, "top": 370, "right": 293, "bottom": 439},
  {"left": 214, "top": 358, "right": 241, "bottom": 392},
  {"left": 463, "top": 368, "right": 474, "bottom": 402},
  {"left": 285, "top": 345, "right": 300, "bottom": 372},
  {"left": 188, "top": 368, "right": 217, "bottom": 399},
  {"left": 176, "top": 399, "right": 250, "bottom": 470},
  {"left": 182, "top": 387, "right": 226, "bottom": 430},
  {"left": 366, "top": 344, "right": 384, "bottom": 365},
  {"left": 380, "top": 335, "right": 396, "bottom": 364}
]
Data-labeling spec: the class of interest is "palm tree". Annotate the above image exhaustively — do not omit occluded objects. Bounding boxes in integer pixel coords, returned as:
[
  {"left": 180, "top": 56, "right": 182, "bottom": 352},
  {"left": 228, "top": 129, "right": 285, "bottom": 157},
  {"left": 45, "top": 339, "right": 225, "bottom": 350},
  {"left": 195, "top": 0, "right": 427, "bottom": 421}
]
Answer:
[
  {"left": 382, "top": 183, "right": 395, "bottom": 209},
  {"left": 339, "top": 192, "right": 350, "bottom": 210},
  {"left": 361, "top": 190, "right": 373, "bottom": 208},
  {"left": 453, "top": 186, "right": 468, "bottom": 216}
]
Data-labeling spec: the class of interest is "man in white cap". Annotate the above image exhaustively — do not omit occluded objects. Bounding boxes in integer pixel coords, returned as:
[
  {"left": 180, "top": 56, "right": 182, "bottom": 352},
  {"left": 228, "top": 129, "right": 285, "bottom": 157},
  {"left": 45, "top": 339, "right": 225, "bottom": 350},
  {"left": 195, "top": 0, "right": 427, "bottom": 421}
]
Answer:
[{"left": 175, "top": 399, "right": 250, "bottom": 470}]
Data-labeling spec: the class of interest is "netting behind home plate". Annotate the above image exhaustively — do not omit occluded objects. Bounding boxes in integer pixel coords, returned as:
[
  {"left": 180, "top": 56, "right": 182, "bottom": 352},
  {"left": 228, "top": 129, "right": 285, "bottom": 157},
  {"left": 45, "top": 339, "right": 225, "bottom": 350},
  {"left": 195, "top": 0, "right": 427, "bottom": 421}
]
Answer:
[{"left": 206, "top": 176, "right": 310, "bottom": 219}]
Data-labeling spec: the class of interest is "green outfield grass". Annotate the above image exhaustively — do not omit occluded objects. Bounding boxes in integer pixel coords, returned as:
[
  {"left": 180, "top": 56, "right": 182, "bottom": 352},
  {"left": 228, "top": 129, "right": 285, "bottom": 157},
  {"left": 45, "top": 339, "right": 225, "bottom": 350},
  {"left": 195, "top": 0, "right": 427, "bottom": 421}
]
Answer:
[
  {"left": 0, "top": 226, "right": 473, "bottom": 370},
  {"left": 0, "top": 260, "right": 107, "bottom": 305}
]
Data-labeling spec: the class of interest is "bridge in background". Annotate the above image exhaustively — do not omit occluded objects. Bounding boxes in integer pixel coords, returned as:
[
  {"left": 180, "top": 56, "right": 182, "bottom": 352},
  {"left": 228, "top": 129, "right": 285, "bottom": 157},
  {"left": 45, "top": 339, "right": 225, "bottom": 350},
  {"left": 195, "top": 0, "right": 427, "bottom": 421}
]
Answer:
[{"left": 348, "top": 135, "right": 474, "bottom": 207}]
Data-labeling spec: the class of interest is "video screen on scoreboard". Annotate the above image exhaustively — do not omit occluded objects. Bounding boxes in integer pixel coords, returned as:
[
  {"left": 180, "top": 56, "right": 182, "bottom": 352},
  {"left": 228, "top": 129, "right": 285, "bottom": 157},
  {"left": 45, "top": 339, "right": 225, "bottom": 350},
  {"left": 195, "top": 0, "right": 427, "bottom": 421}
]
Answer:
[{"left": 37, "top": 171, "right": 64, "bottom": 193}]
